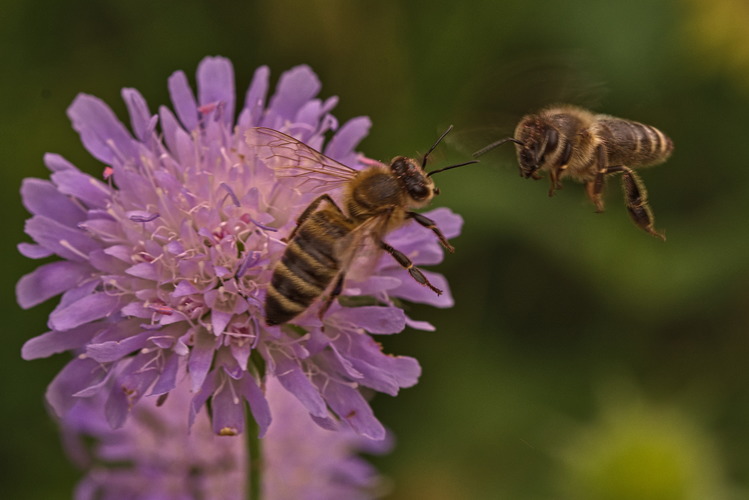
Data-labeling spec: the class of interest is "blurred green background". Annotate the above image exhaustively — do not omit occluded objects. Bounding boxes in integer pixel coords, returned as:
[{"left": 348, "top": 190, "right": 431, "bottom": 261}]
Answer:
[{"left": 4, "top": 0, "right": 749, "bottom": 498}]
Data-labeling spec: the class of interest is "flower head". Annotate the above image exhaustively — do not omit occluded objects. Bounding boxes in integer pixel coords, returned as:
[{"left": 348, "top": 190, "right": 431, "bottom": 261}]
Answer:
[{"left": 19, "top": 57, "right": 462, "bottom": 439}]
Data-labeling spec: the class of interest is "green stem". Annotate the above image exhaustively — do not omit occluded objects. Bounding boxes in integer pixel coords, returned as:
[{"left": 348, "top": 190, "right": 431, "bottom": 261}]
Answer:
[{"left": 247, "top": 412, "right": 262, "bottom": 500}]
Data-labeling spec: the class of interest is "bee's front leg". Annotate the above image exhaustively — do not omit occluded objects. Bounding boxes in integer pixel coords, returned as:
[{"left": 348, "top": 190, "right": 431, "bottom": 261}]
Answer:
[
  {"left": 406, "top": 211, "right": 455, "bottom": 253},
  {"left": 586, "top": 144, "right": 608, "bottom": 212}
]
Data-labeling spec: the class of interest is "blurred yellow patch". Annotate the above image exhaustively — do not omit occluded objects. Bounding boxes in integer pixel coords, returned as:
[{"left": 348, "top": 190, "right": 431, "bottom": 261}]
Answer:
[
  {"left": 682, "top": 0, "right": 749, "bottom": 91},
  {"left": 555, "top": 383, "right": 735, "bottom": 500}
]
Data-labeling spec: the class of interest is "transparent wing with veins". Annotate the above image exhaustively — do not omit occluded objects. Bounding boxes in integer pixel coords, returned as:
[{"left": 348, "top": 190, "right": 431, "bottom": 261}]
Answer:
[{"left": 246, "top": 127, "right": 361, "bottom": 192}]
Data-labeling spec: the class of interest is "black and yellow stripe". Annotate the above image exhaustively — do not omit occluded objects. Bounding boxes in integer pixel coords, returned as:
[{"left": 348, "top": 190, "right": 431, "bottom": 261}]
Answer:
[
  {"left": 265, "top": 210, "right": 353, "bottom": 326},
  {"left": 598, "top": 117, "right": 674, "bottom": 167}
]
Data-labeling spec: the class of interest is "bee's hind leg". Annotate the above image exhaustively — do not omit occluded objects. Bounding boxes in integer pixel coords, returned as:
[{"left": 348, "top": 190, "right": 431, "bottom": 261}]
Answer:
[{"left": 608, "top": 165, "right": 666, "bottom": 241}]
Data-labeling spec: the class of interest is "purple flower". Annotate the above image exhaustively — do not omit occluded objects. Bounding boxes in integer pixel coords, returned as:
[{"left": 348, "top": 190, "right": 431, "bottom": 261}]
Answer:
[
  {"left": 18, "top": 57, "right": 462, "bottom": 439},
  {"left": 61, "top": 368, "right": 389, "bottom": 500}
]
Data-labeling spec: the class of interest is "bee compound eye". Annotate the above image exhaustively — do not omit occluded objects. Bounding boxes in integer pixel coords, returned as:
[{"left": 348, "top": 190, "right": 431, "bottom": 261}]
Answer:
[
  {"left": 546, "top": 128, "right": 559, "bottom": 152},
  {"left": 520, "top": 149, "right": 534, "bottom": 166},
  {"left": 411, "top": 184, "right": 429, "bottom": 200}
]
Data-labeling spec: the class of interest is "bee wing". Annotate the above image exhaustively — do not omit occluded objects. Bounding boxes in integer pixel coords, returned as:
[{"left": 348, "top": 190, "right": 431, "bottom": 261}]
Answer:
[{"left": 246, "top": 127, "right": 359, "bottom": 192}]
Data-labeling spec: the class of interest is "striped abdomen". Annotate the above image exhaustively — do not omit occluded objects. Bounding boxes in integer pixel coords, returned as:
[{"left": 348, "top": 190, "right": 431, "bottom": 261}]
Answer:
[
  {"left": 597, "top": 117, "right": 674, "bottom": 168},
  {"left": 264, "top": 210, "right": 353, "bottom": 325}
]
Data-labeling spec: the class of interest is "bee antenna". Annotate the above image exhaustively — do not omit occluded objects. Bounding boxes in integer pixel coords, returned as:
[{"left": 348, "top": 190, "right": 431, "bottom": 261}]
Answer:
[
  {"left": 427, "top": 159, "right": 480, "bottom": 177},
  {"left": 472, "top": 137, "right": 524, "bottom": 158},
  {"left": 422, "top": 125, "right": 454, "bottom": 169}
]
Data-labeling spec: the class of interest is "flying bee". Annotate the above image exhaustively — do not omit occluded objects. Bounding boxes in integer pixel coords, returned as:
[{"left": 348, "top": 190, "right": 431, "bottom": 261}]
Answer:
[
  {"left": 247, "top": 126, "right": 477, "bottom": 326},
  {"left": 474, "top": 105, "right": 674, "bottom": 240}
]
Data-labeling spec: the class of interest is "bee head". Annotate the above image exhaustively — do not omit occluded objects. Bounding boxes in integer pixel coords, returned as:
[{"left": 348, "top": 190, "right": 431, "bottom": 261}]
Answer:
[
  {"left": 391, "top": 156, "right": 434, "bottom": 205},
  {"left": 514, "top": 115, "right": 559, "bottom": 178},
  {"left": 388, "top": 125, "right": 479, "bottom": 206}
]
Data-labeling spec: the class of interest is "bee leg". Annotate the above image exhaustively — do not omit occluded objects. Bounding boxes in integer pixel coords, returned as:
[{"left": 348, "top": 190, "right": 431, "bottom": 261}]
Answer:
[
  {"left": 548, "top": 141, "right": 572, "bottom": 197},
  {"left": 288, "top": 194, "right": 342, "bottom": 240},
  {"left": 318, "top": 272, "right": 346, "bottom": 321},
  {"left": 406, "top": 211, "right": 455, "bottom": 253},
  {"left": 608, "top": 165, "right": 666, "bottom": 241},
  {"left": 585, "top": 144, "right": 608, "bottom": 212},
  {"left": 548, "top": 166, "right": 566, "bottom": 196},
  {"left": 379, "top": 240, "right": 443, "bottom": 295}
]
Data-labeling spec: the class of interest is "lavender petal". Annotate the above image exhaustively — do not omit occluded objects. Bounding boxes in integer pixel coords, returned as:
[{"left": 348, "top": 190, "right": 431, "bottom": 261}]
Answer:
[
  {"left": 25, "top": 215, "right": 101, "bottom": 262},
  {"left": 16, "top": 260, "right": 91, "bottom": 309},
  {"left": 263, "top": 65, "right": 321, "bottom": 126},
  {"left": 121, "top": 87, "right": 155, "bottom": 143},
  {"left": 43, "top": 152, "right": 77, "bottom": 172},
  {"left": 67, "top": 94, "right": 137, "bottom": 164},
  {"left": 46, "top": 356, "right": 106, "bottom": 418},
  {"left": 188, "top": 327, "right": 216, "bottom": 392},
  {"left": 238, "top": 374, "right": 271, "bottom": 437},
  {"left": 324, "top": 116, "right": 372, "bottom": 165},
  {"left": 197, "top": 56, "right": 235, "bottom": 125},
  {"left": 210, "top": 375, "right": 245, "bottom": 435},
  {"left": 274, "top": 357, "right": 328, "bottom": 418},
  {"left": 20, "top": 178, "right": 85, "bottom": 226},
  {"left": 332, "top": 305, "right": 406, "bottom": 334},
  {"left": 48, "top": 292, "right": 122, "bottom": 331},
  {"left": 322, "top": 381, "right": 385, "bottom": 440},
  {"left": 239, "top": 65, "right": 270, "bottom": 127},
  {"left": 51, "top": 169, "right": 113, "bottom": 209},
  {"left": 167, "top": 70, "right": 199, "bottom": 131},
  {"left": 21, "top": 323, "right": 101, "bottom": 360}
]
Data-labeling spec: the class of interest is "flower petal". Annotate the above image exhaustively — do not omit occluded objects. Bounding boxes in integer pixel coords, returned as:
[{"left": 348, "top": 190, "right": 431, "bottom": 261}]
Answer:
[
  {"left": 322, "top": 381, "right": 385, "bottom": 440},
  {"left": 238, "top": 65, "right": 269, "bottom": 127},
  {"left": 20, "top": 178, "right": 86, "bottom": 226},
  {"left": 51, "top": 169, "right": 113, "bottom": 209},
  {"left": 274, "top": 357, "right": 327, "bottom": 418},
  {"left": 238, "top": 374, "right": 271, "bottom": 438},
  {"left": 324, "top": 116, "right": 371, "bottom": 165},
  {"left": 17, "top": 242, "right": 53, "bottom": 259},
  {"left": 197, "top": 56, "right": 235, "bottom": 125},
  {"left": 150, "top": 351, "right": 179, "bottom": 395},
  {"left": 21, "top": 323, "right": 102, "bottom": 360},
  {"left": 25, "top": 215, "right": 100, "bottom": 262},
  {"left": 86, "top": 331, "right": 151, "bottom": 362},
  {"left": 67, "top": 94, "right": 137, "bottom": 164},
  {"left": 332, "top": 306, "right": 405, "bottom": 334},
  {"left": 106, "top": 353, "right": 160, "bottom": 428},
  {"left": 125, "top": 262, "right": 158, "bottom": 280},
  {"left": 16, "top": 260, "right": 91, "bottom": 309},
  {"left": 211, "top": 376, "right": 245, "bottom": 435},
  {"left": 43, "top": 153, "right": 77, "bottom": 172},
  {"left": 168, "top": 70, "right": 198, "bottom": 131},
  {"left": 189, "top": 327, "right": 216, "bottom": 392},
  {"left": 121, "top": 87, "right": 155, "bottom": 143},
  {"left": 46, "top": 356, "right": 107, "bottom": 418},
  {"left": 345, "top": 337, "right": 421, "bottom": 394},
  {"left": 49, "top": 292, "right": 122, "bottom": 331},
  {"left": 263, "top": 65, "right": 321, "bottom": 127}
]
